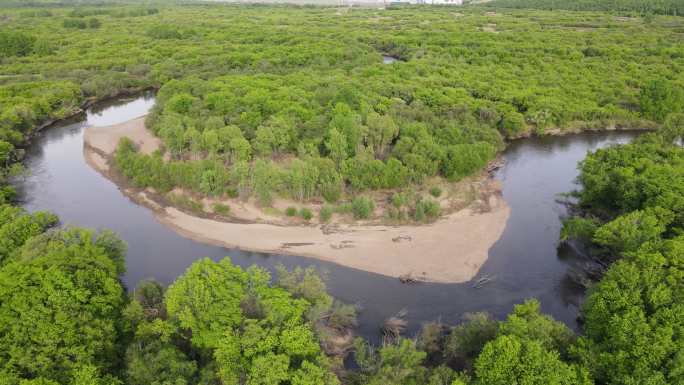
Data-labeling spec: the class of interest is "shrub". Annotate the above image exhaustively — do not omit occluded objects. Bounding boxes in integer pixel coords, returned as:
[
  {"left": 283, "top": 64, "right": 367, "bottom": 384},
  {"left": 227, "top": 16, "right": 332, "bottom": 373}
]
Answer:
[
  {"left": 285, "top": 207, "right": 297, "bottom": 217},
  {"left": 146, "top": 25, "right": 182, "bottom": 39},
  {"left": 212, "top": 203, "right": 230, "bottom": 216},
  {"left": 319, "top": 205, "right": 333, "bottom": 223},
  {"left": 166, "top": 193, "right": 203, "bottom": 214},
  {"left": 88, "top": 18, "right": 101, "bottom": 28},
  {"left": 299, "top": 207, "right": 313, "bottom": 221},
  {"left": 0, "top": 31, "right": 35, "bottom": 57},
  {"left": 414, "top": 199, "right": 440, "bottom": 222},
  {"left": 335, "top": 203, "right": 353, "bottom": 214},
  {"left": 559, "top": 217, "right": 598, "bottom": 243},
  {"left": 352, "top": 196, "right": 375, "bottom": 220},
  {"left": 63, "top": 19, "right": 87, "bottom": 29},
  {"left": 429, "top": 186, "right": 442, "bottom": 198}
]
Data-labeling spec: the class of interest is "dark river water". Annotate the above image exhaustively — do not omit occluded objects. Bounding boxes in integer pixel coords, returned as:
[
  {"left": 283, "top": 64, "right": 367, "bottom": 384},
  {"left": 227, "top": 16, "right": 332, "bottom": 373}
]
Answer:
[{"left": 17, "top": 94, "right": 637, "bottom": 342}]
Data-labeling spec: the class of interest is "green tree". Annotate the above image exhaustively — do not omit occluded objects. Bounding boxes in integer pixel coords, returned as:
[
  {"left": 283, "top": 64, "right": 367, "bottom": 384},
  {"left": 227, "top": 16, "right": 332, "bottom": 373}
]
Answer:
[
  {"left": 0, "top": 31, "right": 35, "bottom": 57},
  {"left": 575, "top": 237, "right": 684, "bottom": 385},
  {"left": 474, "top": 335, "right": 591, "bottom": 385},
  {"left": 365, "top": 112, "right": 399, "bottom": 160},
  {"left": 0, "top": 228, "right": 126, "bottom": 384},
  {"left": 165, "top": 257, "right": 247, "bottom": 349},
  {"left": 640, "top": 79, "right": 684, "bottom": 122},
  {"left": 325, "top": 128, "right": 348, "bottom": 167},
  {"left": 592, "top": 207, "right": 673, "bottom": 256}
]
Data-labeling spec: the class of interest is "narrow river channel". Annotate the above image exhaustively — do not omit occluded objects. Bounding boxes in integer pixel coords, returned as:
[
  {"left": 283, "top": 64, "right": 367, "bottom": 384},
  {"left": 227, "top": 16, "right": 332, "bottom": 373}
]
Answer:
[{"left": 17, "top": 93, "right": 638, "bottom": 342}]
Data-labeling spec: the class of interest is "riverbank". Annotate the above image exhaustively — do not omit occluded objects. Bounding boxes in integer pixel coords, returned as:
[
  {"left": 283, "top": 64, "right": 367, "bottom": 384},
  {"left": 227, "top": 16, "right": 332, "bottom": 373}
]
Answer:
[{"left": 83, "top": 116, "right": 511, "bottom": 283}]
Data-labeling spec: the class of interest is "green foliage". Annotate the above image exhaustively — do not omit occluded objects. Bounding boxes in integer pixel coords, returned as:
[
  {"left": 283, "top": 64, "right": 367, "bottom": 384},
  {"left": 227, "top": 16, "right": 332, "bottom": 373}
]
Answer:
[
  {"left": 662, "top": 112, "right": 684, "bottom": 143},
  {"left": 429, "top": 186, "right": 442, "bottom": 198},
  {"left": 593, "top": 207, "right": 673, "bottom": 255},
  {"left": 165, "top": 258, "right": 247, "bottom": 349},
  {"left": 299, "top": 207, "right": 313, "bottom": 221},
  {"left": 319, "top": 205, "right": 334, "bottom": 223},
  {"left": 166, "top": 193, "right": 204, "bottom": 215},
  {"left": 353, "top": 338, "right": 429, "bottom": 385},
  {"left": 212, "top": 202, "right": 230, "bottom": 217},
  {"left": 0, "top": 31, "right": 35, "bottom": 57},
  {"left": 351, "top": 196, "right": 375, "bottom": 220},
  {"left": 285, "top": 206, "right": 297, "bottom": 217},
  {"left": 640, "top": 79, "right": 684, "bottom": 123},
  {"left": 560, "top": 217, "right": 599, "bottom": 243},
  {"left": 445, "top": 313, "right": 498, "bottom": 371},
  {"left": 578, "top": 135, "right": 684, "bottom": 229},
  {"left": 0, "top": 228, "right": 127, "bottom": 385},
  {"left": 575, "top": 237, "right": 684, "bottom": 385},
  {"left": 146, "top": 25, "right": 182, "bottom": 40},
  {"left": 441, "top": 143, "right": 496, "bottom": 182},
  {"left": 414, "top": 198, "right": 441, "bottom": 222},
  {"left": 2, "top": 4, "right": 673, "bottom": 212},
  {"left": 487, "top": 0, "right": 684, "bottom": 15},
  {"left": 63, "top": 19, "right": 88, "bottom": 29},
  {"left": 497, "top": 300, "right": 576, "bottom": 357},
  {"left": 125, "top": 318, "right": 197, "bottom": 385},
  {"left": 569, "top": 131, "right": 684, "bottom": 384},
  {"left": 0, "top": 205, "right": 57, "bottom": 265},
  {"left": 474, "top": 335, "right": 591, "bottom": 385}
]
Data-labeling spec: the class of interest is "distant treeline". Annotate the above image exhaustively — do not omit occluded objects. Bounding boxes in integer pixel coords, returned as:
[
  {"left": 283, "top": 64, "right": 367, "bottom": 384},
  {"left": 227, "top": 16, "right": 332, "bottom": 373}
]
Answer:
[{"left": 487, "top": 0, "right": 684, "bottom": 15}]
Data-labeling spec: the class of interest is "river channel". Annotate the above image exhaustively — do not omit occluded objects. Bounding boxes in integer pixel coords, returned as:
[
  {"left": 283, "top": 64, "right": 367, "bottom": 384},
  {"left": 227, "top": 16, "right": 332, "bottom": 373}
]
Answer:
[{"left": 17, "top": 93, "right": 638, "bottom": 341}]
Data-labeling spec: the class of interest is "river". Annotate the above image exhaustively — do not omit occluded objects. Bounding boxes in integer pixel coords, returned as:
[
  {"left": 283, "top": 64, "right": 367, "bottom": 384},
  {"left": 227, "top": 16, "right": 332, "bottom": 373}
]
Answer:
[{"left": 17, "top": 93, "right": 637, "bottom": 342}]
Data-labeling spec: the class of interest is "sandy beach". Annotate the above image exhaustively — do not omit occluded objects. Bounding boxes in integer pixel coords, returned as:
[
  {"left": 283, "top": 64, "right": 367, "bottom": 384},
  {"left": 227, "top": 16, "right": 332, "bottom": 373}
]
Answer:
[{"left": 83, "top": 117, "right": 511, "bottom": 283}]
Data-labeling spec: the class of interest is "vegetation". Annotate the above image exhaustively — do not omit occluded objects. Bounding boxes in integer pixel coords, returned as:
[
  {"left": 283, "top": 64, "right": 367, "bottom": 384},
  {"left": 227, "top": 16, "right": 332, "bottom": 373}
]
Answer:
[
  {"left": 3, "top": 3, "right": 682, "bottom": 219},
  {"left": 559, "top": 126, "right": 684, "bottom": 384},
  {"left": 1, "top": 2, "right": 684, "bottom": 384},
  {"left": 0, "top": 203, "right": 351, "bottom": 385},
  {"left": 487, "top": 0, "right": 684, "bottom": 15}
]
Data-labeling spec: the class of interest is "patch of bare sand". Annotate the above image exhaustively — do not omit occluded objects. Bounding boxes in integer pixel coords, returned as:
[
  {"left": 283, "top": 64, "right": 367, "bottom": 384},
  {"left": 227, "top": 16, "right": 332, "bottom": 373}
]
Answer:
[
  {"left": 84, "top": 116, "right": 161, "bottom": 156},
  {"left": 83, "top": 116, "right": 511, "bottom": 283}
]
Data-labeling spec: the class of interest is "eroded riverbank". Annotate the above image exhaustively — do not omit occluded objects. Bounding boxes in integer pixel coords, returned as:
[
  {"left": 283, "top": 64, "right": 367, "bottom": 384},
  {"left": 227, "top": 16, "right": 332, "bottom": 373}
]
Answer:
[{"left": 84, "top": 116, "right": 510, "bottom": 283}]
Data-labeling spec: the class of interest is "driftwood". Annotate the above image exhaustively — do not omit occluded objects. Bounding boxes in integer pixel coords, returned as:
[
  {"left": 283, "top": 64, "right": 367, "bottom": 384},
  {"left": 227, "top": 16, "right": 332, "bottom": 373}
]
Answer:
[
  {"left": 392, "top": 235, "right": 412, "bottom": 243},
  {"left": 382, "top": 309, "right": 408, "bottom": 345},
  {"left": 398, "top": 273, "right": 425, "bottom": 284},
  {"left": 471, "top": 274, "right": 495, "bottom": 289},
  {"left": 280, "top": 242, "right": 315, "bottom": 249},
  {"left": 330, "top": 240, "right": 354, "bottom": 250}
]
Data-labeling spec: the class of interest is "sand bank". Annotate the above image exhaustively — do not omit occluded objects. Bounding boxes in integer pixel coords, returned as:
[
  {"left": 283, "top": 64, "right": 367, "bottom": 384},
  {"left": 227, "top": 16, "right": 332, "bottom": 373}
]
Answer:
[{"left": 83, "top": 117, "right": 511, "bottom": 283}]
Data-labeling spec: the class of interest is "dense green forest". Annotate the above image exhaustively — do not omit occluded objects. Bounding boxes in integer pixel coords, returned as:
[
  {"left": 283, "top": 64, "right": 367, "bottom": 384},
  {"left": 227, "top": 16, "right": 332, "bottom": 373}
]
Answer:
[
  {"left": 1, "top": 2, "right": 684, "bottom": 384},
  {"left": 2, "top": 4, "right": 683, "bottom": 218},
  {"left": 487, "top": 0, "right": 684, "bottom": 15},
  {"left": 3, "top": 140, "right": 684, "bottom": 385}
]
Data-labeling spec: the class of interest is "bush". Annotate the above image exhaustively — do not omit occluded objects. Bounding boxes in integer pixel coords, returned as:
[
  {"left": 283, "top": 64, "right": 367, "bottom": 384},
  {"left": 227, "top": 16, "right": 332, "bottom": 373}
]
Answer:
[
  {"left": 285, "top": 207, "right": 297, "bottom": 217},
  {"left": 299, "top": 207, "right": 313, "bottom": 221},
  {"left": 63, "top": 19, "right": 87, "bottom": 29},
  {"left": 429, "top": 186, "right": 442, "bottom": 198},
  {"left": 352, "top": 196, "right": 375, "bottom": 220},
  {"left": 147, "top": 25, "right": 182, "bottom": 39},
  {"left": 0, "top": 31, "right": 35, "bottom": 57},
  {"left": 414, "top": 198, "right": 440, "bottom": 222},
  {"left": 212, "top": 203, "right": 230, "bottom": 216},
  {"left": 166, "top": 193, "right": 203, "bottom": 214},
  {"left": 559, "top": 217, "right": 598, "bottom": 243},
  {"left": 319, "top": 205, "right": 334, "bottom": 223},
  {"left": 88, "top": 18, "right": 101, "bottom": 29}
]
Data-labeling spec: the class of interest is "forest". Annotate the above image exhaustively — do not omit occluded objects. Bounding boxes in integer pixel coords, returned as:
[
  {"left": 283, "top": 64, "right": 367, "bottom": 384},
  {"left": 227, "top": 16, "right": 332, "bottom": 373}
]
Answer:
[
  {"left": 1, "top": 1, "right": 684, "bottom": 384},
  {"left": 2, "top": 121, "right": 684, "bottom": 384},
  {"left": 3, "top": 3, "right": 684, "bottom": 221},
  {"left": 487, "top": 0, "right": 684, "bottom": 15}
]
